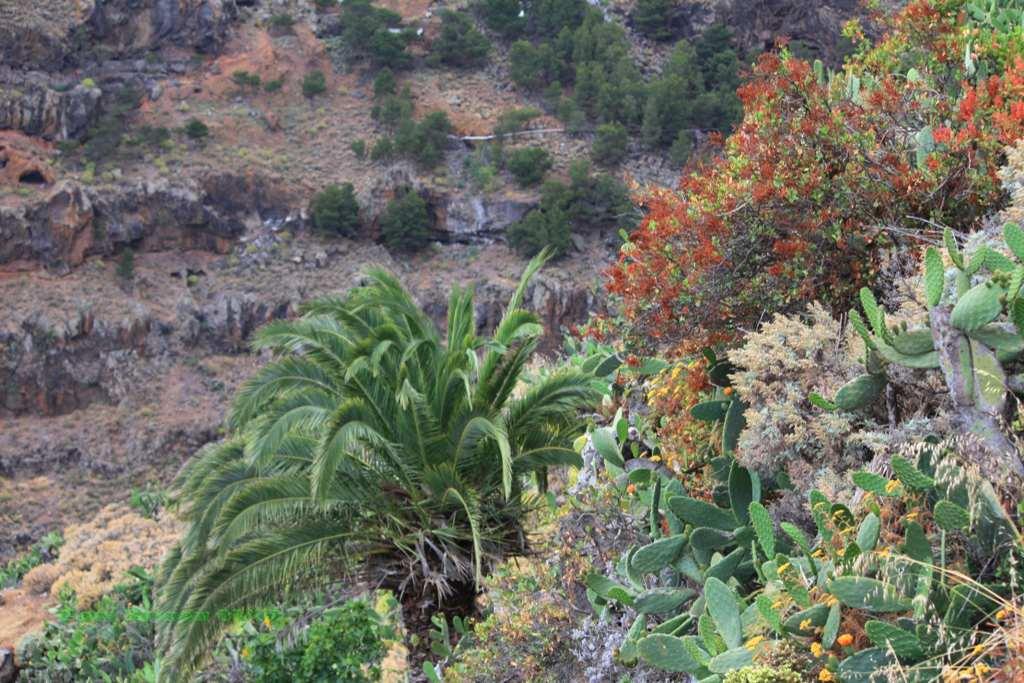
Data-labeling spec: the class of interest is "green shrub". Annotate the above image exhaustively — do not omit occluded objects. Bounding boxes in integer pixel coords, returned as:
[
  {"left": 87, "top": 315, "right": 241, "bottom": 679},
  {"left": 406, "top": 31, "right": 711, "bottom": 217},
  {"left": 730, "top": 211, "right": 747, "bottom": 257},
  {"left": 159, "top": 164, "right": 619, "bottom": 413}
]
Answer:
[
  {"left": 130, "top": 125, "right": 171, "bottom": 148},
  {"left": 370, "top": 137, "right": 394, "bottom": 160},
  {"left": 509, "top": 40, "right": 563, "bottom": 90},
  {"left": 379, "top": 189, "right": 432, "bottom": 250},
  {"left": 184, "top": 118, "right": 209, "bottom": 140},
  {"left": 393, "top": 110, "right": 453, "bottom": 168},
  {"left": 591, "top": 121, "right": 628, "bottom": 166},
  {"left": 18, "top": 569, "right": 155, "bottom": 681},
  {"left": 264, "top": 77, "right": 285, "bottom": 92},
  {"left": 633, "top": 0, "right": 675, "bottom": 41},
  {"left": 351, "top": 139, "right": 367, "bottom": 159},
  {"left": 240, "top": 599, "right": 394, "bottom": 682},
  {"left": 669, "top": 128, "right": 693, "bottom": 165},
  {"left": 433, "top": 10, "right": 490, "bottom": 68},
  {"left": 310, "top": 183, "right": 361, "bottom": 237},
  {"left": 507, "top": 204, "right": 571, "bottom": 257},
  {"left": 302, "top": 70, "right": 327, "bottom": 97},
  {"left": 156, "top": 253, "right": 595, "bottom": 677},
  {"left": 231, "top": 70, "right": 261, "bottom": 89},
  {"left": 0, "top": 532, "right": 63, "bottom": 589},
  {"left": 494, "top": 108, "right": 542, "bottom": 139},
  {"left": 476, "top": 0, "right": 526, "bottom": 38},
  {"left": 336, "top": 0, "right": 412, "bottom": 69},
  {"left": 268, "top": 13, "right": 295, "bottom": 30},
  {"left": 129, "top": 485, "right": 166, "bottom": 520},
  {"left": 506, "top": 146, "right": 552, "bottom": 187},
  {"left": 371, "top": 87, "right": 413, "bottom": 127},
  {"left": 116, "top": 248, "right": 135, "bottom": 281},
  {"left": 373, "top": 67, "right": 397, "bottom": 97}
]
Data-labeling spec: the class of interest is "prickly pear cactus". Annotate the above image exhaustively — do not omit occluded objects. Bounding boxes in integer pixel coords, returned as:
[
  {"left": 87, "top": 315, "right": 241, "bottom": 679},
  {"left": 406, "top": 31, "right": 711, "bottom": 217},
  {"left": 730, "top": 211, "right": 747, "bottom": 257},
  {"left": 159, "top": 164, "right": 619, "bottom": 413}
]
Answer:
[{"left": 821, "top": 224, "right": 1024, "bottom": 478}]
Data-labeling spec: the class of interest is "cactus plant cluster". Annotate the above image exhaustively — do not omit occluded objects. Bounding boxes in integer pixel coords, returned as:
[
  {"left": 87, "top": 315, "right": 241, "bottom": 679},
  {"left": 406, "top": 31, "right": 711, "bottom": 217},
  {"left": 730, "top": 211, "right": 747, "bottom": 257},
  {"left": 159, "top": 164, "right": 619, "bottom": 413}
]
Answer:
[
  {"left": 586, "top": 443, "right": 1017, "bottom": 681},
  {"left": 812, "top": 223, "right": 1024, "bottom": 479}
]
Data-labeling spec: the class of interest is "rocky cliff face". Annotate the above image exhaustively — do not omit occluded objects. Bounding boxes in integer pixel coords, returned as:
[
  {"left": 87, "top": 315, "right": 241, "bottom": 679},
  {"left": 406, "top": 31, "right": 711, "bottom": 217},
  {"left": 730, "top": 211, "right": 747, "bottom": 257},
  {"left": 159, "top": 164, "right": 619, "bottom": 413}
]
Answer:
[
  {"left": 0, "top": 178, "right": 247, "bottom": 271},
  {"left": 0, "top": 0, "right": 238, "bottom": 72},
  {"left": 0, "top": 73, "right": 102, "bottom": 142}
]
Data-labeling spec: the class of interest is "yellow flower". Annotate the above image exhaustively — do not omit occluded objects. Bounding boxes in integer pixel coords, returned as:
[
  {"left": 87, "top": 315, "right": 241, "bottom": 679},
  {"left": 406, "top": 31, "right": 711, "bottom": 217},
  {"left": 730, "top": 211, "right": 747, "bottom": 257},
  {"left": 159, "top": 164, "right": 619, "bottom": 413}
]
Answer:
[
  {"left": 650, "top": 455, "right": 662, "bottom": 463},
  {"left": 824, "top": 595, "right": 839, "bottom": 607},
  {"left": 810, "top": 642, "right": 824, "bottom": 657},
  {"left": 241, "top": 647, "right": 251, "bottom": 659},
  {"left": 263, "top": 615, "right": 273, "bottom": 628},
  {"left": 778, "top": 562, "right": 791, "bottom": 573},
  {"left": 974, "top": 663, "right": 990, "bottom": 676},
  {"left": 819, "top": 669, "right": 835, "bottom": 681},
  {"left": 996, "top": 609, "right": 1009, "bottom": 620},
  {"left": 972, "top": 644, "right": 985, "bottom": 656},
  {"left": 876, "top": 547, "right": 891, "bottom": 557},
  {"left": 745, "top": 635, "right": 765, "bottom": 650},
  {"left": 905, "top": 510, "right": 919, "bottom": 521},
  {"left": 885, "top": 479, "right": 900, "bottom": 493},
  {"left": 800, "top": 619, "right": 813, "bottom": 631},
  {"left": 837, "top": 633, "right": 854, "bottom": 647}
]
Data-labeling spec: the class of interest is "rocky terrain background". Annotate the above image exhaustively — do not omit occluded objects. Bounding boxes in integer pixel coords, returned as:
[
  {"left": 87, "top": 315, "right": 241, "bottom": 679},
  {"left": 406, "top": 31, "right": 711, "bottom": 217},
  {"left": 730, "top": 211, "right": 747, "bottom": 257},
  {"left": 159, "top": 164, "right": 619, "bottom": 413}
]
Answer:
[{"left": 0, "top": 0, "right": 863, "bottom": 563}]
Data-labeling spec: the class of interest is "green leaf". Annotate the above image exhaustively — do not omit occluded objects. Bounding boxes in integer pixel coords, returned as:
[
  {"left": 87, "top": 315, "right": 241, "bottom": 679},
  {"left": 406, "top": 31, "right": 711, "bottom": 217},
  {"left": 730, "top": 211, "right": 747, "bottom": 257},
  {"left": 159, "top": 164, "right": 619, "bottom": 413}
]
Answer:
[
  {"left": 1005, "top": 222, "right": 1024, "bottom": 261},
  {"left": 837, "top": 647, "right": 896, "bottom": 682},
  {"left": 924, "top": 246, "right": 945, "bottom": 308},
  {"left": 822, "top": 603, "right": 841, "bottom": 649},
  {"left": 748, "top": 502, "right": 775, "bottom": 558},
  {"left": 667, "top": 496, "right": 737, "bottom": 532},
  {"left": 944, "top": 228, "right": 964, "bottom": 269},
  {"left": 690, "top": 400, "right": 731, "bottom": 422},
  {"left": 706, "top": 546, "right": 747, "bottom": 584},
  {"left": 890, "top": 455, "right": 934, "bottom": 490},
  {"left": 933, "top": 499, "right": 970, "bottom": 532},
  {"left": 856, "top": 512, "right": 881, "bottom": 553},
  {"left": 889, "top": 329, "right": 935, "bottom": 356},
  {"left": 864, "top": 620, "right": 925, "bottom": 661},
  {"left": 729, "top": 464, "right": 756, "bottom": 524},
  {"left": 636, "top": 588, "right": 697, "bottom": 615},
  {"left": 591, "top": 427, "right": 623, "bottom": 468},
  {"left": 690, "top": 527, "right": 735, "bottom": 552},
  {"left": 950, "top": 283, "right": 1004, "bottom": 332},
  {"left": 756, "top": 594, "right": 784, "bottom": 635},
  {"left": 860, "top": 287, "right": 884, "bottom": 335},
  {"left": 722, "top": 399, "right": 745, "bottom": 455},
  {"left": 784, "top": 604, "right": 830, "bottom": 635},
  {"left": 828, "top": 577, "right": 912, "bottom": 612},
  {"left": 780, "top": 522, "right": 812, "bottom": 556},
  {"left": 808, "top": 392, "right": 838, "bottom": 411},
  {"left": 704, "top": 577, "right": 743, "bottom": 650},
  {"left": 833, "top": 374, "right": 886, "bottom": 411},
  {"left": 584, "top": 572, "right": 634, "bottom": 606},
  {"left": 851, "top": 470, "right": 895, "bottom": 496},
  {"left": 637, "top": 634, "right": 703, "bottom": 673},
  {"left": 631, "top": 535, "right": 687, "bottom": 575},
  {"left": 707, "top": 646, "right": 753, "bottom": 674}
]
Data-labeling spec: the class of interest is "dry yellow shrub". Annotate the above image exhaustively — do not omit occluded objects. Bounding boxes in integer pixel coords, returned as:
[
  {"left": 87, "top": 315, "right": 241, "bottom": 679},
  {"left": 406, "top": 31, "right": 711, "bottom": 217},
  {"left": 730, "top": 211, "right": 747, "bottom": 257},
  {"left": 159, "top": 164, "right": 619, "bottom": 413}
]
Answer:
[{"left": 21, "top": 504, "right": 183, "bottom": 608}]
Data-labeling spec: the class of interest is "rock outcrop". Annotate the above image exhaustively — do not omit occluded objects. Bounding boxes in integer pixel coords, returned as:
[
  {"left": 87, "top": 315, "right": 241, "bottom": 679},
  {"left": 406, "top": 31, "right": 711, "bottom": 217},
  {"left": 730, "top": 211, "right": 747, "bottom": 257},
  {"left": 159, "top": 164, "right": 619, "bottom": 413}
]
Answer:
[
  {"left": 438, "top": 194, "right": 534, "bottom": 242},
  {"left": 0, "top": 178, "right": 246, "bottom": 271},
  {"left": 0, "top": 72, "right": 102, "bottom": 141},
  {"left": 0, "top": 0, "right": 239, "bottom": 71}
]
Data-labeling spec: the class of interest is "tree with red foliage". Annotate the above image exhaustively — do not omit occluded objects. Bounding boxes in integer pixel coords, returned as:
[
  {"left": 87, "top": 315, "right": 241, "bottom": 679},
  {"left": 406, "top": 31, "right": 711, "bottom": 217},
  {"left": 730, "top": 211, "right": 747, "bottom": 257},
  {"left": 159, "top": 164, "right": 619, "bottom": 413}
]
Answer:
[{"left": 607, "top": 0, "right": 1024, "bottom": 351}]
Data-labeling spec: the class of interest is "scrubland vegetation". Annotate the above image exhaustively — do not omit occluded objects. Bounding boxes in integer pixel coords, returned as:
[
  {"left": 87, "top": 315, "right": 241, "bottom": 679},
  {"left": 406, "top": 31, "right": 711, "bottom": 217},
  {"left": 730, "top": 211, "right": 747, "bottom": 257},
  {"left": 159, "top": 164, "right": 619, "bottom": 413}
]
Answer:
[{"left": 10, "top": 1, "right": 1024, "bottom": 682}]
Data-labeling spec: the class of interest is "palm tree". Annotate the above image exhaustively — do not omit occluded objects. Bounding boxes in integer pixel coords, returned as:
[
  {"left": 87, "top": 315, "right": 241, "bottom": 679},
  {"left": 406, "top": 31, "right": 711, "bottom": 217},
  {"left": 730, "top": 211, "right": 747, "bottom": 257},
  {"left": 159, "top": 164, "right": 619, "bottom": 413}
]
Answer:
[{"left": 155, "top": 252, "right": 597, "bottom": 677}]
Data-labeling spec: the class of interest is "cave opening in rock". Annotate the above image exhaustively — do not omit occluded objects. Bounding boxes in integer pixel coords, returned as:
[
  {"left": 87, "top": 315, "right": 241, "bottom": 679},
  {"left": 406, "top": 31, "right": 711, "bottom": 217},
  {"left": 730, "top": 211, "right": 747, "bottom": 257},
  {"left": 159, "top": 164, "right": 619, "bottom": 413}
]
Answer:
[{"left": 18, "top": 170, "right": 47, "bottom": 185}]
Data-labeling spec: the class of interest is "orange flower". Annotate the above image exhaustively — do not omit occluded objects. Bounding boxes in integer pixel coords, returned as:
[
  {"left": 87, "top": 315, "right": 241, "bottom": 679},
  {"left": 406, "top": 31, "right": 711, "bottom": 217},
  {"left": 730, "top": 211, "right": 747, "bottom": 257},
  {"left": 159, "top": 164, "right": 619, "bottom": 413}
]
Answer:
[
  {"left": 837, "top": 633, "right": 854, "bottom": 647},
  {"left": 626, "top": 484, "right": 637, "bottom": 495},
  {"left": 723, "top": 387, "right": 734, "bottom": 396}
]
